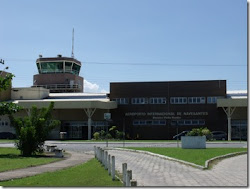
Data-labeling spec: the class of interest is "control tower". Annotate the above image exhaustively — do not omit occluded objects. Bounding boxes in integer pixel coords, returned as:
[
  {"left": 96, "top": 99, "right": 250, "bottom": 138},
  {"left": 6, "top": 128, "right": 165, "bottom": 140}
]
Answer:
[{"left": 33, "top": 54, "right": 84, "bottom": 93}]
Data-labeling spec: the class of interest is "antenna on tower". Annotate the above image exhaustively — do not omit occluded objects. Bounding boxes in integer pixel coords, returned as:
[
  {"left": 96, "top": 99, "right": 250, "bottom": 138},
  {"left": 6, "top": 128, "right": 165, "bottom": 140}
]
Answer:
[{"left": 71, "top": 28, "right": 74, "bottom": 58}]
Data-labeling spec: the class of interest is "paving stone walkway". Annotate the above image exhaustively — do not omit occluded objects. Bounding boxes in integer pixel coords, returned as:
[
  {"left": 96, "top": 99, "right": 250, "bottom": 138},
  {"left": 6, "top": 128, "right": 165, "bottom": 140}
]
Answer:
[
  {"left": 107, "top": 149, "right": 247, "bottom": 187},
  {"left": 0, "top": 151, "right": 94, "bottom": 181}
]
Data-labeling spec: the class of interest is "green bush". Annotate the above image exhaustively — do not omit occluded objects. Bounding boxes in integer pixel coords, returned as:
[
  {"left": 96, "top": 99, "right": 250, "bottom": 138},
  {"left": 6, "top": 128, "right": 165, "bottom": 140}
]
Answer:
[
  {"left": 99, "top": 130, "right": 106, "bottom": 140},
  {"left": 109, "top": 126, "right": 117, "bottom": 138},
  {"left": 93, "top": 132, "right": 100, "bottom": 140},
  {"left": 10, "top": 102, "right": 60, "bottom": 156},
  {"left": 106, "top": 133, "right": 112, "bottom": 139},
  {"left": 18, "top": 123, "right": 37, "bottom": 156},
  {"left": 187, "top": 127, "right": 211, "bottom": 137},
  {"left": 115, "top": 130, "right": 124, "bottom": 139},
  {"left": 201, "top": 127, "right": 211, "bottom": 136}
]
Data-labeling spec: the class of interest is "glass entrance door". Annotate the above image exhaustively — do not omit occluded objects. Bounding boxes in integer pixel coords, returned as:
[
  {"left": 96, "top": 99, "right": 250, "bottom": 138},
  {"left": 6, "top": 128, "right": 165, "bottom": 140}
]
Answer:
[
  {"left": 69, "top": 125, "right": 83, "bottom": 139},
  {"left": 231, "top": 120, "right": 247, "bottom": 140}
]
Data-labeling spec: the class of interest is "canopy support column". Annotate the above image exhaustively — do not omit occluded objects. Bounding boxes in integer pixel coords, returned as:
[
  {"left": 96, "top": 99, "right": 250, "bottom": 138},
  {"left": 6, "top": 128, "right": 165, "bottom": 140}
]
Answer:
[
  {"left": 25, "top": 109, "right": 31, "bottom": 117},
  {"left": 222, "top": 107, "right": 236, "bottom": 141},
  {"left": 84, "top": 108, "right": 96, "bottom": 140}
]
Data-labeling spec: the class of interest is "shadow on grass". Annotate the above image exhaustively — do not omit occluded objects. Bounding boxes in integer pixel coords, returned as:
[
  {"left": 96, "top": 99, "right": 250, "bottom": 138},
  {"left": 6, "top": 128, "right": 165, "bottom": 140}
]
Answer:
[{"left": 0, "top": 153, "right": 56, "bottom": 159}]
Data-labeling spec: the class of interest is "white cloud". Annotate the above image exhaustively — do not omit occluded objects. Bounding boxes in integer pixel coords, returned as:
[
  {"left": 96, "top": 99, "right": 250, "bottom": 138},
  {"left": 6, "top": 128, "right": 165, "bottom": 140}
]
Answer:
[
  {"left": 84, "top": 80, "right": 110, "bottom": 93},
  {"left": 84, "top": 80, "right": 99, "bottom": 93}
]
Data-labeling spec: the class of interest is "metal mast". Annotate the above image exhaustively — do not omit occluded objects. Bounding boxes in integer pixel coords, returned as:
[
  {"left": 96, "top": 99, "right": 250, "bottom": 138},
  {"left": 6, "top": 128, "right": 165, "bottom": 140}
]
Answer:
[{"left": 71, "top": 28, "right": 74, "bottom": 58}]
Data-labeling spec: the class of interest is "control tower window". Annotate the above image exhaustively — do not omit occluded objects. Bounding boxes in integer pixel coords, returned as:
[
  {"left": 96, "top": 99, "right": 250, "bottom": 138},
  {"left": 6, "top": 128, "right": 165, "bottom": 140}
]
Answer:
[
  {"left": 72, "top": 63, "right": 80, "bottom": 75},
  {"left": 36, "top": 63, "right": 41, "bottom": 73},
  {"left": 41, "top": 62, "right": 63, "bottom": 73},
  {"left": 65, "top": 62, "right": 73, "bottom": 73}
]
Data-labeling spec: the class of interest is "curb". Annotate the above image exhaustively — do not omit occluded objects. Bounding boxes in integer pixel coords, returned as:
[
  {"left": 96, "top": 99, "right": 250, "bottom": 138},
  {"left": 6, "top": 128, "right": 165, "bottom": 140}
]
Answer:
[
  {"left": 204, "top": 151, "right": 247, "bottom": 169},
  {"left": 105, "top": 147, "right": 247, "bottom": 170},
  {"left": 105, "top": 147, "right": 204, "bottom": 170}
]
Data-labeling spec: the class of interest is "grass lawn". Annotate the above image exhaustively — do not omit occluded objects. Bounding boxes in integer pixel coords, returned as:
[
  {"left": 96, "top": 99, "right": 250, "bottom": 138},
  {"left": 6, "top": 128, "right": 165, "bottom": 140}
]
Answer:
[
  {"left": 126, "top": 147, "right": 247, "bottom": 166},
  {"left": 0, "top": 148, "right": 59, "bottom": 172},
  {"left": 0, "top": 158, "right": 123, "bottom": 187},
  {"left": 0, "top": 139, "right": 16, "bottom": 143},
  {"left": 50, "top": 139, "right": 246, "bottom": 143},
  {"left": 63, "top": 139, "right": 177, "bottom": 142}
]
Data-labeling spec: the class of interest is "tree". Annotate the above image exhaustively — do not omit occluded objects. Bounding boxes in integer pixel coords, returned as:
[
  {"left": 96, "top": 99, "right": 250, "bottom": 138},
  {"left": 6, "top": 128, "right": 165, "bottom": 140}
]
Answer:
[
  {"left": 0, "top": 73, "right": 21, "bottom": 115},
  {"left": 9, "top": 102, "right": 60, "bottom": 156},
  {"left": 0, "top": 73, "right": 14, "bottom": 91}
]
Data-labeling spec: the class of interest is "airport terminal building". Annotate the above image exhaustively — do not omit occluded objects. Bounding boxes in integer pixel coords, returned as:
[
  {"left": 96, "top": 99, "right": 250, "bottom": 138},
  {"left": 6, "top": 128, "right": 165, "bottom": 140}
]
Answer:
[
  {"left": 0, "top": 55, "right": 247, "bottom": 140},
  {"left": 110, "top": 81, "right": 247, "bottom": 140}
]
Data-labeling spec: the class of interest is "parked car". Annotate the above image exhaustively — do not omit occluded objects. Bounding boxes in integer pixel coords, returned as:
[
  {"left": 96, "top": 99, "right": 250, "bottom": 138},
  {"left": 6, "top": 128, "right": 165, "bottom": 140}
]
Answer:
[
  {"left": 173, "top": 130, "right": 189, "bottom": 140},
  {"left": 211, "top": 131, "right": 227, "bottom": 140},
  {"left": 0, "top": 132, "right": 16, "bottom": 139}
]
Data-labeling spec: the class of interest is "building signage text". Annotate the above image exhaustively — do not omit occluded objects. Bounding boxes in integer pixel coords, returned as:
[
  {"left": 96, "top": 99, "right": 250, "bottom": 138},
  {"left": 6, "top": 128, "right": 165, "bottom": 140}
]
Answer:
[{"left": 125, "top": 112, "right": 208, "bottom": 119}]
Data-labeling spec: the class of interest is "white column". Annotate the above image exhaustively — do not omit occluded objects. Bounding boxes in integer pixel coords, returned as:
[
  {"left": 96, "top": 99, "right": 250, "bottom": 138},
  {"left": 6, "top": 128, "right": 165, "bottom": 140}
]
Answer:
[
  {"left": 84, "top": 108, "right": 96, "bottom": 140},
  {"left": 222, "top": 107, "right": 236, "bottom": 141},
  {"left": 228, "top": 117, "right": 231, "bottom": 141},
  {"left": 88, "top": 117, "right": 92, "bottom": 140}
]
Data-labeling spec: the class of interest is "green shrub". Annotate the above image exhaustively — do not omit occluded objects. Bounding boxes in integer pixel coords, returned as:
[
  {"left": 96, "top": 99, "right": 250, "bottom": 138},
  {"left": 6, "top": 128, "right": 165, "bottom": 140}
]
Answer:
[
  {"left": 187, "top": 127, "right": 211, "bottom": 137},
  {"left": 93, "top": 132, "right": 100, "bottom": 140},
  {"left": 202, "top": 127, "right": 211, "bottom": 136},
  {"left": 105, "top": 133, "right": 112, "bottom": 139},
  {"left": 109, "top": 126, "right": 117, "bottom": 138},
  {"left": 115, "top": 130, "right": 124, "bottom": 139},
  {"left": 99, "top": 130, "right": 106, "bottom": 140},
  {"left": 10, "top": 102, "right": 60, "bottom": 156},
  {"left": 18, "top": 123, "right": 37, "bottom": 156}
]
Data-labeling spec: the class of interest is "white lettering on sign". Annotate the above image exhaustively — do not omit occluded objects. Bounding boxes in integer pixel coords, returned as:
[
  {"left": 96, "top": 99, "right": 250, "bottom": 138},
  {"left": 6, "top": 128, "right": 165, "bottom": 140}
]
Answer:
[
  {"left": 125, "top": 112, "right": 208, "bottom": 117},
  {"left": 183, "top": 112, "right": 208, "bottom": 116},
  {"left": 125, "top": 112, "right": 146, "bottom": 116}
]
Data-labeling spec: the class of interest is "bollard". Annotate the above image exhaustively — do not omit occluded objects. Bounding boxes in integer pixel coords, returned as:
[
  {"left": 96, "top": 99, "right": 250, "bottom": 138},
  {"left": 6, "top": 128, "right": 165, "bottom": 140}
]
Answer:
[
  {"left": 96, "top": 147, "right": 99, "bottom": 160},
  {"left": 94, "top": 146, "right": 96, "bottom": 158},
  {"left": 102, "top": 150, "right": 105, "bottom": 166},
  {"left": 98, "top": 147, "right": 101, "bottom": 161},
  {"left": 99, "top": 148, "right": 102, "bottom": 163},
  {"left": 101, "top": 149, "right": 104, "bottom": 165},
  {"left": 126, "top": 170, "right": 132, "bottom": 186},
  {"left": 131, "top": 180, "right": 137, "bottom": 187},
  {"left": 104, "top": 151, "right": 108, "bottom": 170},
  {"left": 108, "top": 154, "right": 111, "bottom": 175},
  {"left": 103, "top": 150, "right": 106, "bottom": 167},
  {"left": 122, "top": 163, "right": 127, "bottom": 186},
  {"left": 97, "top": 147, "right": 100, "bottom": 161},
  {"left": 111, "top": 156, "right": 115, "bottom": 181}
]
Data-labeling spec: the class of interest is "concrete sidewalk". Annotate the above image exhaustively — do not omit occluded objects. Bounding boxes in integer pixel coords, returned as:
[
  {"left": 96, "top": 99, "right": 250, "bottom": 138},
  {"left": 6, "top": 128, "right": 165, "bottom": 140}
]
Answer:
[
  {"left": 0, "top": 151, "right": 94, "bottom": 181},
  {"left": 107, "top": 149, "right": 247, "bottom": 187}
]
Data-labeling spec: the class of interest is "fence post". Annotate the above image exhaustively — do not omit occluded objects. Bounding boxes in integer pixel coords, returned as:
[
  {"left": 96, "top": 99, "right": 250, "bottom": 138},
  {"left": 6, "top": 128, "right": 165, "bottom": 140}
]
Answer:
[
  {"left": 102, "top": 149, "right": 104, "bottom": 165},
  {"left": 103, "top": 150, "right": 106, "bottom": 166},
  {"left": 111, "top": 156, "right": 115, "bottom": 181},
  {"left": 98, "top": 147, "right": 101, "bottom": 161},
  {"left": 122, "top": 163, "right": 127, "bottom": 186},
  {"left": 94, "top": 146, "right": 96, "bottom": 158},
  {"left": 126, "top": 170, "right": 132, "bottom": 186},
  {"left": 104, "top": 151, "right": 108, "bottom": 170},
  {"left": 131, "top": 180, "right": 137, "bottom": 187},
  {"left": 96, "top": 147, "right": 99, "bottom": 161},
  {"left": 108, "top": 154, "right": 111, "bottom": 175}
]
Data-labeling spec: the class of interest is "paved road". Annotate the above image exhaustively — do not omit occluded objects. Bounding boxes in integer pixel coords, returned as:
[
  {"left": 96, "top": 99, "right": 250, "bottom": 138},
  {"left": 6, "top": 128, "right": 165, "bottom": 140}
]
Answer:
[
  {"left": 43, "top": 141, "right": 247, "bottom": 154},
  {"left": 106, "top": 149, "right": 247, "bottom": 187},
  {"left": 0, "top": 141, "right": 247, "bottom": 154}
]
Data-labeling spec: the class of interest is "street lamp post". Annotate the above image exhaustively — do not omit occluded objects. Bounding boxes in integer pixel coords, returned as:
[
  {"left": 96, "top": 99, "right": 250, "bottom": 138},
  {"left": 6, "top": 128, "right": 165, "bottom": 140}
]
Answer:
[{"left": 123, "top": 117, "right": 125, "bottom": 148}]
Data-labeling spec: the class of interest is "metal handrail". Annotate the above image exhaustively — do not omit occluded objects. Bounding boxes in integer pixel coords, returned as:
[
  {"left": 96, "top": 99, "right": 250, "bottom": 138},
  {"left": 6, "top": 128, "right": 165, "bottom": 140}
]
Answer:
[{"left": 33, "top": 84, "right": 80, "bottom": 90}]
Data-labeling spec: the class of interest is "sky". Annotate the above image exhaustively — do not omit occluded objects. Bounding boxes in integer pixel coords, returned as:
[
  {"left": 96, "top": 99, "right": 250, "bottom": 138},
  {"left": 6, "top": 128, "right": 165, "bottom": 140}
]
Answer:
[{"left": 0, "top": 0, "right": 247, "bottom": 93}]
